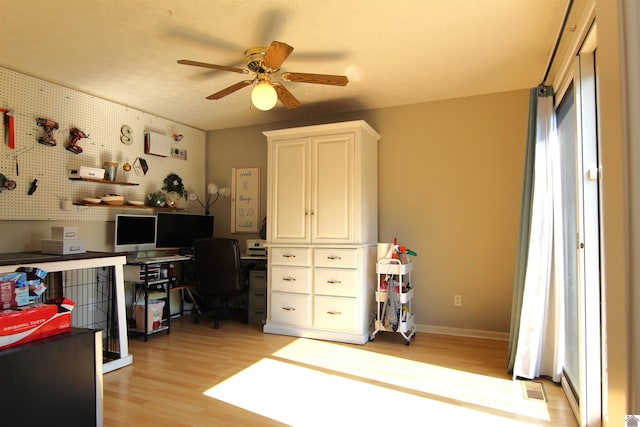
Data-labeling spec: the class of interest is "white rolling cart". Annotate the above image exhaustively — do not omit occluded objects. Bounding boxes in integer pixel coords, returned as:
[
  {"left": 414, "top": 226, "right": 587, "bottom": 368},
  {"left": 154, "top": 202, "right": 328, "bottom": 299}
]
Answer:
[{"left": 370, "top": 257, "right": 416, "bottom": 345}]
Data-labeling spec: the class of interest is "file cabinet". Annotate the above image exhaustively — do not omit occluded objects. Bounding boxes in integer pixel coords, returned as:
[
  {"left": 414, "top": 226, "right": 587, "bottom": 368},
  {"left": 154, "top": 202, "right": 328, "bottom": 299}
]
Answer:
[{"left": 248, "top": 268, "right": 267, "bottom": 325}]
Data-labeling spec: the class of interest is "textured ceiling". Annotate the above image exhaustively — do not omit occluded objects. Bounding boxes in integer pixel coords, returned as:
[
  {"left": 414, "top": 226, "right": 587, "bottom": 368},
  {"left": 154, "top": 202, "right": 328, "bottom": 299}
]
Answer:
[{"left": 0, "top": 0, "right": 568, "bottom": 131}]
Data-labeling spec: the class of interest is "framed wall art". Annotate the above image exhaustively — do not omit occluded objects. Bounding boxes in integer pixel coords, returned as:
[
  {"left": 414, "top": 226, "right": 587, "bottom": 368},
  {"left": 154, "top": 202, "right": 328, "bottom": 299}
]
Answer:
[{"left": 230, "top": 166, "right": 259, "bottom": 233}]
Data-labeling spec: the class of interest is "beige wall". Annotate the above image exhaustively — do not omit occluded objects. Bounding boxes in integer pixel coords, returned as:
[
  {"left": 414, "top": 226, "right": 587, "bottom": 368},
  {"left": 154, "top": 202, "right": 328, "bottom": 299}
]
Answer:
[
  {"left": 207, "top": 89, "right": 528, "bottom": 334},
  {"left": 0, "top": 220, "right": 114, "bottom": 253}
]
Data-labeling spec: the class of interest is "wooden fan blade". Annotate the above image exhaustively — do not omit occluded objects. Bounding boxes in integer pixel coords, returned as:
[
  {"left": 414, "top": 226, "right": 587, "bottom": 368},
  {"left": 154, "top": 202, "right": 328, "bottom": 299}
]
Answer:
[
  {"left": 178, "top": 59, "right": 246, "bottom": 74},
  {"left": 281, "top": 72, "right": 348, "bottom": 86},
  {"left": 206, "top": 80, "right": 254, "bottom": 100},
  {"left": 272, "top": 83, "right": 301, "bottom": 109},
  {"left": 263, "top": 41, "right": 294, "bottom": 70}
]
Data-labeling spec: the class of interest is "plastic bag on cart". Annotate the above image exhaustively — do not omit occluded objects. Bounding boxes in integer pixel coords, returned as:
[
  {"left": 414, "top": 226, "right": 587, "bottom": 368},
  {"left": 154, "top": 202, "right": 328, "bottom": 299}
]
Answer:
[{"left": 383, "top": 277, "right": 400, "bottom": 331}]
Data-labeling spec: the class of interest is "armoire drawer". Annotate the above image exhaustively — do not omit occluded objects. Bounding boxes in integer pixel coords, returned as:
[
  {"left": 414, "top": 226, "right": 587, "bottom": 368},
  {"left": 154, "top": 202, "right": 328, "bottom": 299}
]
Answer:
[
  {"left": 271, "top": 292, "right": 311, "bottom": 326},
  {"left": 313, "top": 248, "right": 358, "bottom": 268},
  {"left": 270, "top": 247, "right": 311, "bottom": 266},
  {"left": 270, "top": 265, "right": 311, "bottom": 293},
  {"left": 313, "top": 295, "right": 357, "bottom": 332},
  {"left": 313, "top": 268, "right": 357, "bottom": 297}
]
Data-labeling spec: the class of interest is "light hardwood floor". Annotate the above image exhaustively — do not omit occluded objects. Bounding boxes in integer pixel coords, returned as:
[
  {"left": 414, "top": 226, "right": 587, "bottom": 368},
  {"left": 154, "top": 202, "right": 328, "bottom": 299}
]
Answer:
[{"left": 103, "top": 316, "right": 576, "bottom": 426}]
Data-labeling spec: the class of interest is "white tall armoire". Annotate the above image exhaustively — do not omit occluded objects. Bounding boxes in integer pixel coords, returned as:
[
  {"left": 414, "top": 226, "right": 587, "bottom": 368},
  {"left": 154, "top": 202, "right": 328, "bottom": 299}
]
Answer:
[{"left": 263, "top": 120, "right": 380, "bottom": 344}]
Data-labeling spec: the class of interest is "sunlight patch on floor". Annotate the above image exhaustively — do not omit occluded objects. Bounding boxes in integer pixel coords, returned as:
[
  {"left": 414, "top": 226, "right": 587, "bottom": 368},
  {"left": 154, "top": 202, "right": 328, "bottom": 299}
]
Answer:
[
  {"left": 273, "top": 338, "right": 550, "bottom": 421},
  {"left": 205, "top": 358, "right": 541, "bottom": 426},
  {"left": 203, "top": 338, "right": 553, "bottom": 426}
]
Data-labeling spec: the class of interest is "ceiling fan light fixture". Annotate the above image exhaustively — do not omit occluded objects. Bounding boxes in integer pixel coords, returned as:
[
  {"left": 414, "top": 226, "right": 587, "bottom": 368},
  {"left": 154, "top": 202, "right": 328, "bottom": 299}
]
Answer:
[{"left": 251, "top": 81, "right": 278, "bottom": 111}]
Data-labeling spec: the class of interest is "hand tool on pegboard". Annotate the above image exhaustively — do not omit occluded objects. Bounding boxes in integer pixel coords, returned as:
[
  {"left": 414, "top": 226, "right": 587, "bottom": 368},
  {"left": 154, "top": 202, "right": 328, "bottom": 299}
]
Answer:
[
  {"left": 1, "top": 108, "right": 15, "bottom": 149},
  {"left": 66, "top": 127, "right": 89, "bottom": 154},
  {"left": 0, "top": 173, "right": 16, "bottom": 192},
  {"left": 36, "top": 117, "right": 59, "bottom": 146}
]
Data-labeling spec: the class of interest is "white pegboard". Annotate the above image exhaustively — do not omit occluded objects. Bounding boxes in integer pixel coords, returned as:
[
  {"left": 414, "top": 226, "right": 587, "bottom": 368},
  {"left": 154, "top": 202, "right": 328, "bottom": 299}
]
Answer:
[{"left": 0, "top": 67, "right": 206, "bottom": 221}]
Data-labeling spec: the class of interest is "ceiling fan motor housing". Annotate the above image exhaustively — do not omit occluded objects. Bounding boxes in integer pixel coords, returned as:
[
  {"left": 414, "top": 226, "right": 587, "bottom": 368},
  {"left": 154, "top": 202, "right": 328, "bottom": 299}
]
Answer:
[{"left": 245, "top": 46, "right": 269, "bottom": 73}]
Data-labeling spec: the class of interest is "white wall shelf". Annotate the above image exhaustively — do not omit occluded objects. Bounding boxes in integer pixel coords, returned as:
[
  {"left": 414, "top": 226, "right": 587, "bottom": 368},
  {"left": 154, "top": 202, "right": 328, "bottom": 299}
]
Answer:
[{"left": 69, "top": 177, "right": 139, "bottom": 186}]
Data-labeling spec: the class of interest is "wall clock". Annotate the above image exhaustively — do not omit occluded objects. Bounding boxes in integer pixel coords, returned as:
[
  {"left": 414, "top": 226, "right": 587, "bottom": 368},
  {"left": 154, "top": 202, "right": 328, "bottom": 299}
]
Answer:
[{"left": 120, "top": 125, "right": 133, "bottom": 145}]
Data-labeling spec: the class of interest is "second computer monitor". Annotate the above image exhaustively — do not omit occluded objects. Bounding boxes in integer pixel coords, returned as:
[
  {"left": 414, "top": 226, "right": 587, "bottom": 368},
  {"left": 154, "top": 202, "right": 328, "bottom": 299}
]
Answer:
[{"left": 155, "top": 212, "right": 214, "bottom": 250}]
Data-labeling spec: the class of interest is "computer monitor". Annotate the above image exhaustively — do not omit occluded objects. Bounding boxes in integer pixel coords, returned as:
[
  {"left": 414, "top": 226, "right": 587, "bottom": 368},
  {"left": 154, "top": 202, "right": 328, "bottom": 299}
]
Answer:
[
  {"left": 114, "top": 214, "right": 157, "bottom": 253},
  {"left": 155, "top": 212, "right": 214, "bottom": 250}
]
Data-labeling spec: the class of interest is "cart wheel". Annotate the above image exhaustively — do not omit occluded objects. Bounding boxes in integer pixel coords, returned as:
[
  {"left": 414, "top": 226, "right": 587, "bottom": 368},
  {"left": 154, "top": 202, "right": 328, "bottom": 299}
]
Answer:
[
  {"left": 193, "top": 316, "right": 200, "bottom": 324},
  {"left": 405, "top": 340, "right": 411, "bottom": 346}
]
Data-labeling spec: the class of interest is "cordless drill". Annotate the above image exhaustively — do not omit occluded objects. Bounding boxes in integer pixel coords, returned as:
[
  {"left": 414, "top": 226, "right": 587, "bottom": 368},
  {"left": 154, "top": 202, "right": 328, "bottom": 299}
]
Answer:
[
  {"left": 66, "top": 127, "right": 89, "bottom": 154},
  {"left": 36, "top": 118, "right": 59, "bottom": 146}
]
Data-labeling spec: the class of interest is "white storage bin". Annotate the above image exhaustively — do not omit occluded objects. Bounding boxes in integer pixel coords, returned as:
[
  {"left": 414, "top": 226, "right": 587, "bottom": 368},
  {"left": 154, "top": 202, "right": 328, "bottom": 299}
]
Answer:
[
  {"left": 41, "top": 239, "right": 86, "bottom": 255},
  {"left": 135, "top": 300, "right": 165, "bottom": 333},
  {"left": 51, "top": 226, "right": 79, "bottom": 240}
]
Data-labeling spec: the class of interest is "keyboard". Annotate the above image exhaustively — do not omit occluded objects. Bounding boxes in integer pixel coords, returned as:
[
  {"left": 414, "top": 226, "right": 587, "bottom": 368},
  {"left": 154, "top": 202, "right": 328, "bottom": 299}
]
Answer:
[{"left": 134, "top": 254, "right": 192, "bottom": 264}]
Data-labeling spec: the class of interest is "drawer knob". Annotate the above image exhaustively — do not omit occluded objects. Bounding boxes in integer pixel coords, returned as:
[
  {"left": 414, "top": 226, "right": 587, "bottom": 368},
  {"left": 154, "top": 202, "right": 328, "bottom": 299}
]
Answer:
[
  {"left": 327, "top": 311, "right": 342, "bottom": 315},
  {"left": 283, "top": 254, "right": 296, "bottom": 258},
  {"left": 327, "top": 255, "right": 342, "bottom": 260},
  {"left": 327, "top": 280, "right": 342, "bottom": 284},
  {"left": 283, "top": 277, "right": 296, "bottom": 282},
  {"left": 282, "top": 306, "right": 296, "bottom": 311}
]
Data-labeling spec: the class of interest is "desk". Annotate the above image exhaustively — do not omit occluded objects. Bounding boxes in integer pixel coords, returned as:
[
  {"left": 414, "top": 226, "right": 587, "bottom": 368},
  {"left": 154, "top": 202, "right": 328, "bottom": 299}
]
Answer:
[{"left": 0, "top": 251, "right": 131, "bottom": 373}]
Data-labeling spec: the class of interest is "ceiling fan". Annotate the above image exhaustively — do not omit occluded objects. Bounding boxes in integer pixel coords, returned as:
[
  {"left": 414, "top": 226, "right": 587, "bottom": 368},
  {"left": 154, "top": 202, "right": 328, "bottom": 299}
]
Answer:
[{"left": 178, "top": 41, "right": 348, "bottom": 110}]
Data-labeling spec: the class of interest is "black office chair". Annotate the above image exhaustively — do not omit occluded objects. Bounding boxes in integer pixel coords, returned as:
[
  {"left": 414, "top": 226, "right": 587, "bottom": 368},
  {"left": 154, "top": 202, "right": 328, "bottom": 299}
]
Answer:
[{"left": 191, "top": 237, "right": 247, "bottom": 328}]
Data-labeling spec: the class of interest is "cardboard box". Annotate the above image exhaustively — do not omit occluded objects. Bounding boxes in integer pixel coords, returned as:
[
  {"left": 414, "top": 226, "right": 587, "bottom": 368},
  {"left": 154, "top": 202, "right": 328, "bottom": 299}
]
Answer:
[
  {"left": 51, "top": 226, "right": 79, "bottom": 240},
  {"left": 0, "top": 298, "right": 75, "bottom": 350},
  {"left": 41, "top": 239, "right": 87, "bottom": 255},
  {"left": 0, "top": 272, "right": 27, "bottom": 309}
]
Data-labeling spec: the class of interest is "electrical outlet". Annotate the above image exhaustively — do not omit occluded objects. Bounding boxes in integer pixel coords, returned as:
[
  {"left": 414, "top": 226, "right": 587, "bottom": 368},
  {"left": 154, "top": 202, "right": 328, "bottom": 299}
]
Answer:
[{"left": 454, "top": 294, "right": 462, "bottom": 307}]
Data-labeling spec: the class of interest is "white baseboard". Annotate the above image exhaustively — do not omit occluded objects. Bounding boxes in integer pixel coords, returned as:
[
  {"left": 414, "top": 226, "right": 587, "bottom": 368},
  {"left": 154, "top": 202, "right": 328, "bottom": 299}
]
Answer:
[
  {"left": 264, "top": 322, "right": 370, "bottom": 345},
  {"left": 416, "top": 323, "right": 509, "bottom": 341}
]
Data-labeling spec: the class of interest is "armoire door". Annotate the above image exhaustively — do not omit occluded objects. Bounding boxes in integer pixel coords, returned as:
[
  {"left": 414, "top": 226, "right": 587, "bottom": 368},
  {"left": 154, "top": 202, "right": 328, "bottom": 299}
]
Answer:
[
  {"left": 311, "top": 133, "right": 355, "bottom": 243},
  {"left": 269, "top": 138, "right": 310, "bottom": 242}
]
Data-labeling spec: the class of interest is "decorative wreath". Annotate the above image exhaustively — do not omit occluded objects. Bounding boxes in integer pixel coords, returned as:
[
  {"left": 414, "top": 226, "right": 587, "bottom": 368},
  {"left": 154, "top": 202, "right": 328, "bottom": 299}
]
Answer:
[{"left": 162, "top": 173, "right": 187, "bottom": 200}]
